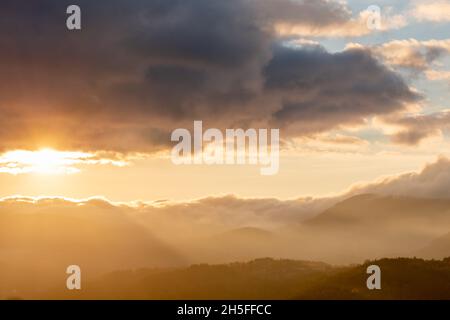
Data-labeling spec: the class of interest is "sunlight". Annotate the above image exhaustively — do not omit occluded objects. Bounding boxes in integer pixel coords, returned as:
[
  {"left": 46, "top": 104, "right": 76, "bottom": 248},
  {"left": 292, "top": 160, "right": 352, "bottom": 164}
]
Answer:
[{"left": 0, "top": 149, "right": 93, "bottom": 175}]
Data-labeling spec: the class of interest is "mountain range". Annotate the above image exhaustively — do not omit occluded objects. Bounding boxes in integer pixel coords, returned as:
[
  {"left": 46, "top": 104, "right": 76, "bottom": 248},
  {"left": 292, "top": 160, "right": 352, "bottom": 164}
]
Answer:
[{"left": 3, "top": 193, "right": 450, "bottom": 298}]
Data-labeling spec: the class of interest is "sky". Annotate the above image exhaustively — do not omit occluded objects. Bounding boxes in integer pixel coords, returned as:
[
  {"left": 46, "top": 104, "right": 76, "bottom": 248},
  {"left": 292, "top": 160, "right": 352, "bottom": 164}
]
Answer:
[{"left": 1, "top": 0, "right": 450, "bottom": 202}]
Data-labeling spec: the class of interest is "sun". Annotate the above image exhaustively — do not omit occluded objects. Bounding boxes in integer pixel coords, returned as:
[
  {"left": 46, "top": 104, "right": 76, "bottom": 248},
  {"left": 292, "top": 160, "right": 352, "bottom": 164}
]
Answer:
[{"left": 0, "top": 148, "right": 92, "bottom": 175}]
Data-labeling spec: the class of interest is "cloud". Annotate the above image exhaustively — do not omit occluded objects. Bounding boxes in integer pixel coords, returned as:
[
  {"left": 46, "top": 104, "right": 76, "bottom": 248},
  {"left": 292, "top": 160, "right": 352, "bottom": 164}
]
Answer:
[
  {"left": 0, "top": 189, "right": 341, "bottom": 232},
  {"left": 0, "top": 149, "right": 132, "bottom": 175},
  {"left": 425, "top": 69, "right": 450, "bottom": 81},
  {"left": 274, "top": 5, "right": 406, "bottom": 37},
  {"left": 1, "top": 156, "right": 450, "bottom": 275},
  {"left": 2, "top": 156, "right": 450, "bottom": 232},
  {"left": 411, "top": 0, "right": 450, "bottom": 22},
  {"left": 134, "top": 194, "right": 335, "bottom": 232},
  {"left": 379, "top": 110, "right": 450, "bottom": 145},
  {"left": 343, "top": 39, "right": 450, "bottom": 146},
  {"left": 348, "top": 156, "right": 450, "bottom": 199},
  {"left": 319, "top": 134, "right": 368, "bottom": 146},
  {"left": 348, "top": 39, "right": 450, "bottom": 72},
  {"left": 0, "top": 0, "right": 418, "bottom": 153},
  {"left": 264, "top": 45, "right": 421, "bottom": 136}
]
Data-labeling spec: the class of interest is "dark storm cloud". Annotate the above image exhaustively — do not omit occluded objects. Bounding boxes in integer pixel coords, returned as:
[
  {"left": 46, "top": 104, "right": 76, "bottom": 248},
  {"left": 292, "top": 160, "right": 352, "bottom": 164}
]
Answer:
[
  {"left": 125, "top": 0, "right": 268, "bottom": 68},
  {"left": 264, "top": 45, "right": 421, "bottom": 134},
  {"left": 255, "top": 0, "right": 351, "bottom": 27},
  {"left": 0, "top": 0, "right": 419, "bottom": 152}
]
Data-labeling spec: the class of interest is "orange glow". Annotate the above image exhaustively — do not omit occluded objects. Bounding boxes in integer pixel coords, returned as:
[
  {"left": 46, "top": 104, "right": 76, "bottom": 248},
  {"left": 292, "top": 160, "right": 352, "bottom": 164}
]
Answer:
[{"left": 0, "top": 149, "right": 92, "bottom": 175}]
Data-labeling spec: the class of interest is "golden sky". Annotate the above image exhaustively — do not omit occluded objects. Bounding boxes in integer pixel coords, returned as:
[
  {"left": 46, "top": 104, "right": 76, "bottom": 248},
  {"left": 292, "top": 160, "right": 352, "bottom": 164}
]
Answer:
[{"left": 1, "top": 0, "right": 450, "bottom": 203}]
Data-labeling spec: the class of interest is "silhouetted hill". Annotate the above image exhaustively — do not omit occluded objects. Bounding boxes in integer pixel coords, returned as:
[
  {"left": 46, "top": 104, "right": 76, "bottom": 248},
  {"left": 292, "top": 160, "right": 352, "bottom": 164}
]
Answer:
[
  {"left": 6, "top": 194, "right": 450, "bottom": 299},
  {"left": 40, "top": 257, "right": 450, "bottom": 300},
  {"left": 297, "top": 257, "right": 450, "bottom": 299},
  {"left": 49, "top": 258, "right": 333, "bottom": 300}
]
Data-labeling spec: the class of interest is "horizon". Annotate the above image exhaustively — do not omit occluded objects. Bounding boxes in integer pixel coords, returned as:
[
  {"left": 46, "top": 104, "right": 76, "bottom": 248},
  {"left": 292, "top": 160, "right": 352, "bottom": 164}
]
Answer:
[{"left": 2, "top": 0, "right": 450, "bottom": 303}]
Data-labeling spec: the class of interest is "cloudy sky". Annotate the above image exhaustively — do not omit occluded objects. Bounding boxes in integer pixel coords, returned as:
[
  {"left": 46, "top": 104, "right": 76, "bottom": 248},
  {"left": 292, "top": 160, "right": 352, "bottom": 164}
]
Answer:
[{"left": 1, "top": 0, "right": 450, "bottom": 202}]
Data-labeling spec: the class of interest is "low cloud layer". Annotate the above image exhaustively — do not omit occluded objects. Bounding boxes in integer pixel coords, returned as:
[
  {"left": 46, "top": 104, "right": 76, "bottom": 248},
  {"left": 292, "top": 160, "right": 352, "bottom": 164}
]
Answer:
[
  {"left": 348, "top": 156, "right": 450, "bottom": 199},
  {"left": 1, "top": 156, "right": 450, "bottom": 284},
  {"left": 1, "top": 156, "right": 449, "bottom": 231}
]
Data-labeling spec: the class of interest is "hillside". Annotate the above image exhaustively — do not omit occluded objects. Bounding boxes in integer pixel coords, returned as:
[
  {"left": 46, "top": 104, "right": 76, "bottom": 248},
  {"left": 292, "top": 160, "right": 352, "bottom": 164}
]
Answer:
[
  {"left": 0, "top": 200, "right": 185, "bottom": 299},
  {"left": 305, "top": 194, "right": 450, "bottom": 229},
  {"left": 42, "top": 258, "right": 334, "bottom": 300},
  {"left": 4, "top": 194, "right": 450, "bottom": 298},
  {"left": 36, "top": 257, "right": 450, "bottom": 300},
  {"left": 293, "top": 194, "right": 450, "bottom": 263},
  {"left": 297, "top": 257, "right": 450, "bottom": 299}
]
